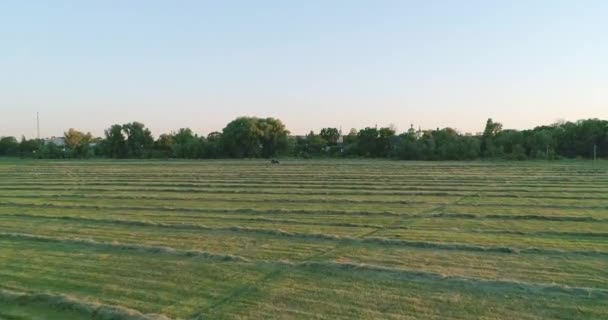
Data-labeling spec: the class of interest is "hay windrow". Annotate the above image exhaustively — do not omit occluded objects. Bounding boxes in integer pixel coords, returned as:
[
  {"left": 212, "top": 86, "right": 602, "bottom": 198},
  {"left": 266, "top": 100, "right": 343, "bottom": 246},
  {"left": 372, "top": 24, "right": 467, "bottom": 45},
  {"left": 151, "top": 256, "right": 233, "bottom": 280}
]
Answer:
[
  {"left": 0, "top": 289, "right": 172, "bottom": 320},
  {"left": 297, "top": 262, "right": 608, "bottom": 297},
  {"left": 0, "top": 232, "right": 248, "bottom": 262}
]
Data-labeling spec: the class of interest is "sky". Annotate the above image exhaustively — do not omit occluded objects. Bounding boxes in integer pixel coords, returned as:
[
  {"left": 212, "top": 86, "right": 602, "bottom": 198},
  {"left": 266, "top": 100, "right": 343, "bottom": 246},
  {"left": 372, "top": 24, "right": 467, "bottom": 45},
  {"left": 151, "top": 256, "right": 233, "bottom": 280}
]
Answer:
[{"left": 1, "top": 0, "right": 607, "bottom": 138}]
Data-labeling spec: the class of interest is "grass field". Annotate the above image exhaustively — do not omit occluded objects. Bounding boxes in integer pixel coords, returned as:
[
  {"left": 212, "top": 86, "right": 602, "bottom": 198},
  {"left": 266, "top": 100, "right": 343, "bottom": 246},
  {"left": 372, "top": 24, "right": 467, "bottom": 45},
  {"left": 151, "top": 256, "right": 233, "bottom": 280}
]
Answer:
[{"left": 0, "top": 159, "right": 607, "bottom": 319}]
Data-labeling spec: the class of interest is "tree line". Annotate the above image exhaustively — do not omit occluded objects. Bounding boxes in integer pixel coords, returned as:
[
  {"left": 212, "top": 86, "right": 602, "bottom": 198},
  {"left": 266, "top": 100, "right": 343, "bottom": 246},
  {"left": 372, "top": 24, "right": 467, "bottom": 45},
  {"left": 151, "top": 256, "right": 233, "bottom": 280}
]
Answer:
[{"left": 1, "top": 116, "right": 607, "bottom": 160}]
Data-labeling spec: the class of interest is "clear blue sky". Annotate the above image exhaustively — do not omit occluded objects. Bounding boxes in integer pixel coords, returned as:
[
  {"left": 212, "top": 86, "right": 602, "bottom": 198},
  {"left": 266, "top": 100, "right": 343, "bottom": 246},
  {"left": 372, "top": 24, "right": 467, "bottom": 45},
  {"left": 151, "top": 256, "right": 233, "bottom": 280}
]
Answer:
[{"left": 1, "top": 0, "right": 607, "bottom": 138}]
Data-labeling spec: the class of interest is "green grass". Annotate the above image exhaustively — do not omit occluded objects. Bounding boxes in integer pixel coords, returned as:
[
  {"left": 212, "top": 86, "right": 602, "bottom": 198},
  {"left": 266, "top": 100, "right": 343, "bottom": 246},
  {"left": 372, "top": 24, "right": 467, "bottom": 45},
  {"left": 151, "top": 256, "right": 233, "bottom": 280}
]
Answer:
[
  {"left": 0, "top": 159, "right": 607, "bottom": 319},
  {"left": 0, "top": 303, "right": 86, "bottom": 320}
]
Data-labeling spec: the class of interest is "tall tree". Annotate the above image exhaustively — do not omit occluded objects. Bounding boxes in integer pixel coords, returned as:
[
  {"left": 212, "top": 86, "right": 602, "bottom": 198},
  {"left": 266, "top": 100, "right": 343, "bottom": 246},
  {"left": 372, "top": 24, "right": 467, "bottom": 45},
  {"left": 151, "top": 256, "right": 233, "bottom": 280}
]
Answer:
[
  {"left": 221, "top": 117, "right": 262, "bottom": 158},
  {"left": 319, "top": 128, "right": 340, "bottom": 146},
  {"left": 64, "top": 128, "right": 93, "bottom": 158},
  {"left": 481, "top": 118, "right": 503, "bottom": 157},
  {"left": 17, "top": 136, "right": 44, "bottom": 158},
  {"left": 0, "top": 137, "right": 19, "bottom": 156},
  {"left": 153, "top": 134, "right": 174, "bottom": 158},
  {"left": 171, "top": 128, "right": 204, "bottom": 158},
  {"left": 257, "top": 117, "right": 290, "bottom": 157},
  {"left": 378, "top": 127, "right": 396, "bottom": 157},
  {"left": 357, "top": 127, "right": 379, "bottom": 157},
  {"left": 295, "top": 130, "right": 327, "bottom": 157},
  {"left": 221, "top": 117, "right": 289, "bottom": 158},
  {"left": 103, "top": 124, "right": 127, "bottom": 158},
  {"left": 204, "top": 132, "right": 223, "bottom": 158},
  {"left": 122, "top": 122, "right": 154, "bottom": 158}
]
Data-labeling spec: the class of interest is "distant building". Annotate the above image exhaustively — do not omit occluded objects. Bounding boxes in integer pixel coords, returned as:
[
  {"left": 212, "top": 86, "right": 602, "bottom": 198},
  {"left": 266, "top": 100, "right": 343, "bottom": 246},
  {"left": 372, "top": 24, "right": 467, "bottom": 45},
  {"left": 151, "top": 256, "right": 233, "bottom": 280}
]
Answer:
[{"left": 44, "top": 136, "right": 66, "bottom": 147}]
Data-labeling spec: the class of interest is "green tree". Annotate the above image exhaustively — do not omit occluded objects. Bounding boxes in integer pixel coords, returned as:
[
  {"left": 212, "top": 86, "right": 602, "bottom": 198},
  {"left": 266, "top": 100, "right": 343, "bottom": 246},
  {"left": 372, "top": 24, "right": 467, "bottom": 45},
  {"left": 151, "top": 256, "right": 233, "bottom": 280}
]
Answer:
[
  {"left": 527, "top": 129, "right": 555, "bottom": 159},
  {"left": 153, "top": 134, "right": 174, "bottom": 158},
  {"left": 356, "top": 127, "right": 379, "bottom": 157},
  {"left": 494, "top": 130, "right": 524, "bottom": 157},
  {"left": 64, "top": 128, "right": 93, "bottom": 158},
  {"left": 395, "top": 129, "right": 420, "bottom": 160},
  {"left": 0, "top": 137, "right": 19, "bottom": 156},
  {"left": 102, "top": 124, "right": 127, "bottom": 158},
  {"left": 221, "top": 117, "right": 289, "bottom": 158},
  {"left": 122, "top": 122, "right": 154, "bottom": 158},
  {"left": 39, "top": 142, "right": 64, "bottom": 159},
  {"left": 319, "top": 128, "right": 340, "bottom": 146},
  {"left": 257, "top": 118, "right": 290, "bottom": 158},
  {"left": 378, "top": 127, "right": 396, "bottom": 157},
  {"left": 19, "top": 136, "right": 44, "bottom": 157},
  {"left": 171, "top": 128, "right": 204, "bottom": 158},
  {"left": 481, "top": 118, "right": 503, "bottom": 157},
  {"left": 221, "top": 117, "right": 262, "bottom": 158},
  {"left": 295, "top": 131, "right": 327, "bottom": 157},
  {"left": 204, "top": 132, "right": 223, "bottom": 158}
]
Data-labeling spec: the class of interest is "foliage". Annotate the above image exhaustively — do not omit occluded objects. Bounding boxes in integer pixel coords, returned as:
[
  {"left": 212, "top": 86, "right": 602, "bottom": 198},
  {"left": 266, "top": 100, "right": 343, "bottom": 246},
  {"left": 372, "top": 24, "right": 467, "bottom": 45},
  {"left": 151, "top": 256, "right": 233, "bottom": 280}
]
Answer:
[
  {"left": 4, "top": 117, "right": 608, "bottom": 160},
  {"left": 0, "top": 136, "right": 19, "bottom": 156},
  {"left": 319, "top": 128, "right": 340, "bottom": 146},
  {"left": 221, "top": 117, "right": 289, "bottom": 158},
  {"left": 122, "top": 122, "right": 154, "bottom": 158},
  {"left": 295, "top": 131, "right": 327, "bottom": 157},
  {"left": 64, "top": 129, "right": 93, "bottom": 158},
  {"left": 101, "top": 124, "right": 127, "bottom": 158}
]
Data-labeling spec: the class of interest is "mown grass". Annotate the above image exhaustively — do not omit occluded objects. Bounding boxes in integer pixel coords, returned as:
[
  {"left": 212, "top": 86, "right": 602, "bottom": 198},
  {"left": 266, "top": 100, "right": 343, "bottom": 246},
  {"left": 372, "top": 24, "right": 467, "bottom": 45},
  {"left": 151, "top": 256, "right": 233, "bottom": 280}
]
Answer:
[
  {"left": 0, "top": 303, "right": 87, "bottom": 320},
  {"left": 0, "top": 159, "right": 607, "bottom": 319}
]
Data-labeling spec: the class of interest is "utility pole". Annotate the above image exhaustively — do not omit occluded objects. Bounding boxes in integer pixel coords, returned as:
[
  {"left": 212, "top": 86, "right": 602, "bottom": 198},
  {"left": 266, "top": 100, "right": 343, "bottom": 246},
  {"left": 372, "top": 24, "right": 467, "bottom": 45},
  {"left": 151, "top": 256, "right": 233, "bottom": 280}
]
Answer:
[
  {"left": 36, "top": 112, "right": 40, "bottom": 140},
  {"left": 594, "top": 144, "right": 597, "bottom": 162}
]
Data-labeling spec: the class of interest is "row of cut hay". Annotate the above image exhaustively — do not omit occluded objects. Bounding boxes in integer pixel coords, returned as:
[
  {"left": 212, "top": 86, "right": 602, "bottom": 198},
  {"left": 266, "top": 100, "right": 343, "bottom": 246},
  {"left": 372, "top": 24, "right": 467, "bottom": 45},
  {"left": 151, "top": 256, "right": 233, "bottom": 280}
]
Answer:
[
  {"left": 0, "top": 185, "right": 471, "bottom": 197},
  {"left": 0, "top": 212, "right": 386, "bottom": 230},
  {"left": 4, "top": 168, "right": 604, "bottom": 176},
  {"left": 1, "top": 163, "right": 601, "bottom": 171},
  {"left": 3, "top": 180, "right": 608, "bottom": 194},
  {"left": 3, "top": 174, "right": 607, "bottom": 185},
  {"left": 0, "top": 289, "right": 171, "bottom": 320},
  {"left": 9, "top": 192, "right": 608, "bottom": 209},
  {"left": 296, "top": 262, "right": 608, "bottom": 297},
  {"left": 2, "top": 201, "right": 606, "bottom": 222},
  {"left": 439, "top": 228, "right": 608, "bottom": 238},
  {"left": 6, "top": 185, "right": 608, "bottom": 201},
  {"left": 427, "top": 212, "right": 608, "bottom": 222},
  {"left": 3, "top": 234, "right": 606, "bottom": 301},
  {"left": 0, "top": 186, "right": 471, "bottom": 197},
  {"left": 0, "top": 232, "right": 248, "bottom": 262},
  {"left": 4, "top": 222, "right": 607, "bottom": 258},
  {"left": 7, "top": 212, "right": 608, "bottom": 240},
  {"left": 0, "top": 201, "right": 406, "bottom": 217},
  {"left": 0, "top": 193, "right": 444, "bottom": 205}
]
